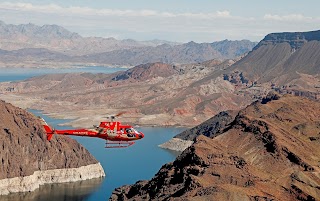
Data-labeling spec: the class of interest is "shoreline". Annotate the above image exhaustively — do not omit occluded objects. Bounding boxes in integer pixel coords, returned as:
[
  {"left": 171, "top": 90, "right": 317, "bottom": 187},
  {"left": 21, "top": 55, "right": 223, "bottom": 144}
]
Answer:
[
  {"left": 0, "top": 163, "right": 105, "bottom": 195},
  {"left": 0, "top": 62, "right": 133, "bottom": 69}
]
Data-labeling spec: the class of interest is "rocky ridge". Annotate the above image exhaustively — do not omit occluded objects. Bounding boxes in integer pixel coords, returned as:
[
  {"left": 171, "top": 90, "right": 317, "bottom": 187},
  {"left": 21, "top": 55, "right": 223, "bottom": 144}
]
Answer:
[
  {"left": 110, "top": 94, "right": 320, "bottom": 200},
  {"left": 0, "top": 100, "right": 105, "bottom": 195},
  {"left": 111, "top": 62, "right": 178, "bottom": 82},
  {"left": 226, "top": 30, "right": 320, "bottom": 92},
  {"left": 77, "top": 40, "right": 256, "bottom": 66}
]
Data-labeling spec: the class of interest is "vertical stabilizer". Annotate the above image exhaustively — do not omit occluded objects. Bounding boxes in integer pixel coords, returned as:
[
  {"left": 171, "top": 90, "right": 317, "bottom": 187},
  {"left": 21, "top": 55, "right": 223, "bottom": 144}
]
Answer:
[{"left": 39, "top": 117, "right": 54, "bottom": 141}]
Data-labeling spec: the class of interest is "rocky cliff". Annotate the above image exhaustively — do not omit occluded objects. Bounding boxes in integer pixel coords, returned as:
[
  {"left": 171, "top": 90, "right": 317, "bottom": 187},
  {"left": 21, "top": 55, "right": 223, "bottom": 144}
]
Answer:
[
  {"left": 228, "top": 30, "right": 320, "bottom": 88},
  {"left": 0, "top": 100, "right": 105, "bottom": 195},
  {"left": 254, "top": 30, "right": 320, "bottom": 50},
  {"left": 110, "top": 94, "right": 320, "bottom": 200}
]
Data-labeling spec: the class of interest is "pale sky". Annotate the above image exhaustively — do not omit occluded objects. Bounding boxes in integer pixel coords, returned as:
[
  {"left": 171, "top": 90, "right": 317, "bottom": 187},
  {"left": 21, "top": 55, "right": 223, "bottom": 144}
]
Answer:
[{"left": 0, "top": 0, "right": 319, "bottom": 42}]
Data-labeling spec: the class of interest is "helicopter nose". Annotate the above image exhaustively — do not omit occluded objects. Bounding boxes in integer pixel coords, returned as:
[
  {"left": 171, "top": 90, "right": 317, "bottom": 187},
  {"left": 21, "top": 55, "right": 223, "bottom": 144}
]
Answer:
[{"left": 138, "top": 132, "right": 144, "bottom": 139}]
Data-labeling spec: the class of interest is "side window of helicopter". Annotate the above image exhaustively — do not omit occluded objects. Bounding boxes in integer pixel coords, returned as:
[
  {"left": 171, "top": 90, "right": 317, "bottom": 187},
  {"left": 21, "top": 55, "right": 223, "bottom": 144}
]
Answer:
[{"left": 126, "top": 129, "right": 134, "bottom": 137}]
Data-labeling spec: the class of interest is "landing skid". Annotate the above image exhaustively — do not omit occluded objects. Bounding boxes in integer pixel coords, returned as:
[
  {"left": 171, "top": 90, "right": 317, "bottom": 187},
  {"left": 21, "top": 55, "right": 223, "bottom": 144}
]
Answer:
[{"left": 105, "top": 141, "right": 135, "bottom": 148}]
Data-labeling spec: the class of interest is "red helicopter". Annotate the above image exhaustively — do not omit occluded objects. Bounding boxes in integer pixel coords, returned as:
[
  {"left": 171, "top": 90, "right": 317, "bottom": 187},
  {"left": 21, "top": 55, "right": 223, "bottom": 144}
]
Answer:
[{"left": 40, "top": 113, "right": 144, "bottom": 148}]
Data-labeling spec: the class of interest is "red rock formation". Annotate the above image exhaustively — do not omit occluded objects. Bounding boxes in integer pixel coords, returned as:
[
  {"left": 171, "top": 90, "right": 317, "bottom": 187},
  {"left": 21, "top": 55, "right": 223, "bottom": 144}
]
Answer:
[{"left": 0, "top": 100, "right": 104, "bottom": 183}]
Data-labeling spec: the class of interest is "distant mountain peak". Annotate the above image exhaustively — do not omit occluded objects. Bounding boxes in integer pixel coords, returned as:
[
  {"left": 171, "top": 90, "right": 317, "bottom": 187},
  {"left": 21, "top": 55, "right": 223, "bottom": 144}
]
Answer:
[{"left": 0, "top": 21, "right": 81, "bottom": 39}]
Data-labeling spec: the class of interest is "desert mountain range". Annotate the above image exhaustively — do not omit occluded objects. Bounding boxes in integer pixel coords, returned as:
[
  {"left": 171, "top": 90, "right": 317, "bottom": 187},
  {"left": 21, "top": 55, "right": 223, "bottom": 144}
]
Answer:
[
  {"left": 0, "top": 20, "right": 171, "bottom": 55},
  {"left": 110, "top": 94, "right": 320, "bottom": 200},
  {"left": 0, "top": 20, "right": 256, "bottom": 66},
  {"left": 1, "top": 30, "right": 319, "bottom": 128}
]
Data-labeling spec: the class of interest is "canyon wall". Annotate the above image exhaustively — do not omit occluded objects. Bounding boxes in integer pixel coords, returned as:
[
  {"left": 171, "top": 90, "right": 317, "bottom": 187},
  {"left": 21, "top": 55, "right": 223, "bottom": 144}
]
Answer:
[{"left": 0, "top": 100, "right": 105, "bottom": 195}]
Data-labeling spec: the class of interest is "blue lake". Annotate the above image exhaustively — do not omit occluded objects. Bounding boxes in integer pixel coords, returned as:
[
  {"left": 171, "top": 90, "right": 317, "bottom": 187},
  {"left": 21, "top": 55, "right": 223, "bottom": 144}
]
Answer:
[
  {"left": 0, "top": 66, "right": 125, "bottom": 82},
  {"left": 0, "top": 68, "right": 185, "bottom": 201}
]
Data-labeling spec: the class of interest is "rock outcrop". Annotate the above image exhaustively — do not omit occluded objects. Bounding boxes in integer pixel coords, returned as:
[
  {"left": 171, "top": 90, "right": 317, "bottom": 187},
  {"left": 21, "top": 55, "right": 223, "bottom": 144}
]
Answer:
[
  {"left": 175, "top": 110, "right": 238, "bottom": 141},
  {"left": 0, "top": 100, "right": 105, "bottom": 195},
  {"left": 110, "top": 94, "right": 320, "bottom": 200},
  {"left": 159, "top": 110, "right": 238, "bottom": 151}
]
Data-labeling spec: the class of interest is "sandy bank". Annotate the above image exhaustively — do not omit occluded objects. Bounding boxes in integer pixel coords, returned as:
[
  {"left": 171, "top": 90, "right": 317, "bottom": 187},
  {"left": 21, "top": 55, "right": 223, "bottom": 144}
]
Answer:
[{"left": 158, "top": 138, "right": 193, "bottom": 152}]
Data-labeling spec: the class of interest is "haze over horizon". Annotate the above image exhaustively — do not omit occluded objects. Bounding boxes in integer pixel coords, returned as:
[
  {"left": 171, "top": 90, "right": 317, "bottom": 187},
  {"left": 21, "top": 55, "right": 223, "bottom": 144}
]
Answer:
[{"left": 0, "top": 0, "right": 320, "bottom": 43}]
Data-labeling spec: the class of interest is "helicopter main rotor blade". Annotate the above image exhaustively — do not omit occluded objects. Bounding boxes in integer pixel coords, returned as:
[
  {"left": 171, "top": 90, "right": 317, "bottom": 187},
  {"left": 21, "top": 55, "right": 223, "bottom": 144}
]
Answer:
[{"left": 115, "top": 111, "right": 126, "bottom": 117}]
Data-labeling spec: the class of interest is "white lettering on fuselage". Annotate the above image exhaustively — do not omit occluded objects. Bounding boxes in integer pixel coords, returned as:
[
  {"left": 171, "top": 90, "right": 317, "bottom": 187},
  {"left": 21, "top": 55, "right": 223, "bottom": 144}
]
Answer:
[{"left": 73, "top": 132, "right": 88, "bottom": 135}]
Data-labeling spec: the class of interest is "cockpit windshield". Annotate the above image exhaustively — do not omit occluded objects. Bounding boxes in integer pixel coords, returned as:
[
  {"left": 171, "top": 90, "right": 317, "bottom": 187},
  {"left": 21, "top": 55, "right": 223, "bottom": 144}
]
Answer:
[
  {"left": 125, "top": 128, "right": 135, "bottom": 133},
  {"left": 125, "top": 128, "right": 138, "bottom": 137}
]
